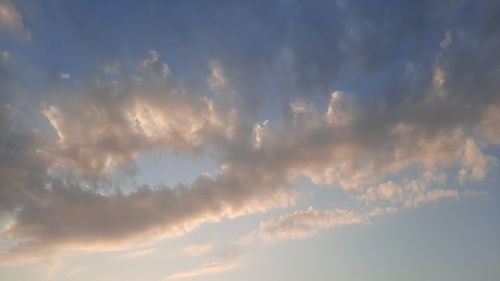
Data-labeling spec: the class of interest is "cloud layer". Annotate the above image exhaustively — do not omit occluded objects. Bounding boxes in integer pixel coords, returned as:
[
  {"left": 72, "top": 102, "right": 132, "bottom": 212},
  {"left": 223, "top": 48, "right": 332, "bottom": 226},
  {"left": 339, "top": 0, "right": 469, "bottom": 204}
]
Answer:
[{"left": 0, "top": 0, "right": 499, "bottom": 269}]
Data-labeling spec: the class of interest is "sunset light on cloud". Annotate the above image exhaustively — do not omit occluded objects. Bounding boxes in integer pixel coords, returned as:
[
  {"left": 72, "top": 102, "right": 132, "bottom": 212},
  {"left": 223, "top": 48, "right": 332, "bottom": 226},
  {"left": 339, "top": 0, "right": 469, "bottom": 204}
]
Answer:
[{"left": 0, "top": 1, "right": 500, "bottom": 280}]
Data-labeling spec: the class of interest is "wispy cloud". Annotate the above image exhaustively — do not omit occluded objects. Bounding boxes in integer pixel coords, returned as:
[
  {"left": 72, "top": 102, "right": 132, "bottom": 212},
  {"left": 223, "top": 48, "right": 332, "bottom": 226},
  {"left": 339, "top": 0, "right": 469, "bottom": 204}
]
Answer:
[
  {"left": 117, "top": 248, "right": 156, "bottom": 259},
  {"left": 59, "top": 73, "right": 70, "bottom": 80},
  {"left": 0, "top": 0, "right": 31, "bottom": 40},
  {"left": 164, "top": 262, "right": 240, "bottom": 280},
  {"left": 261, "top": 208, "right": 367, "bottom": 241},
  {"left": 207, "top": 61, "right": 227, "bottom": 92},
  {"left": 183, "top": 241, "right": 214, "bottom": 256},
  {"left": 234, "top": 206, "right": 396, "bottom": 245},
  {"left": 355, "top": 171, "right": 460, "bottom": 208}
]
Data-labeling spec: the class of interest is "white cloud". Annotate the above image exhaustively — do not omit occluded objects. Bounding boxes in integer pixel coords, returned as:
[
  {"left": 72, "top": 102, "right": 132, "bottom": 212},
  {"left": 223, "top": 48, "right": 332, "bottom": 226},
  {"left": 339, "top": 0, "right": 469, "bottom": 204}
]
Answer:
[
  {"left": 117, "top": 248, "right": 156, "bottom": 259},
  {"left": 41, "top": 59, "right": 237, "bottom": 176},
  {"left": 440, "top": 31, "right": 453, "bottom": 49},
  {"left": 356, "top": 172, "right": 459, "bottom": 209},
  {"left": 183, "top": 241, "right": 214, "bottom": 256},
  {"left": 138, "top": 50, "right": 170, "bottom": 79},
  {"left": 377, "top": 181, "right": 403, "bottom": 201},
  {"left": 458, "top": 138, "right": 495, "bottom": 183},
  {"left": 479, "top": 104, "right": 500, "bottom": 144},
  {"left": 59, "top": 73, "right": 70, "bottom": 80},
  {"left": 408, "top": 189, "right": 459, "bottom": 207},
  {"left": 234, "top": 206, "right": 398, "bottom": 245},
  {"left": 207, "top": 60, "right": 235, "bottom": 100},
  {"left": 252, "top": 119, "right": 268, "bottom": 149},
  {"left": 207, "top": 61, "right": 227, "bottom": 91},
  {"left": 250, "top": 207, "right": 368, "bottom": 242},
  {"left": 325, "top": 91, "right": 352, "bottom": 127},
  {"left": 261, "top": 208, "right": 364, "bottom": 241},
  {"left": 164, "top": 262, "right": 240, "bottom": 280}
]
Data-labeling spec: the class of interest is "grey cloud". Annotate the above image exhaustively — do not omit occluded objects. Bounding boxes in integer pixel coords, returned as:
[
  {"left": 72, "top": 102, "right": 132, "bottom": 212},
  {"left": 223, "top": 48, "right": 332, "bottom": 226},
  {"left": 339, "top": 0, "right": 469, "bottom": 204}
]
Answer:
[
  {"left": 2, "top": 58, "right": 499, "bottom": 262},
  {"left": 1, "top": 0, "right": 500, "bottom": 264},
  {"left": 0, "top": 0, "right": 31, "bottom": 40},
  {"left": 1, "top": 165, "right": 295, "bottom": 263},
  {"left": 41, "top": 52, "right": 236, "bottom": 177},
  {"left": 0, "top": 52, "right": 296, "bottom": 263},
  {"left": 0, "top": 131, "right": 50, "bottom": 217},
  {"left": 0, "top": 61, "right": 52, "bottom": 217}
]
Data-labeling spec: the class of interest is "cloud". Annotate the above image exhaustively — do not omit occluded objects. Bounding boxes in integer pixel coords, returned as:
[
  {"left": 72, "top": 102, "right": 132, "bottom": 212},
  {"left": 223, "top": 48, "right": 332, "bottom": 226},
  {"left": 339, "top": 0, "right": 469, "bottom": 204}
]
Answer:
[
  {"left": 1, "top": 50, "right": 9, "bottom": 60},
  {"left": 356, "top": 171, "right": 459, "bottom": 208},
  {"left": 458, "top": 138, "right": 495, "bottom": 183},
  {"left": 207, "top": 60, "right": 235, "bottom": 101},
  {"left": 232, "top": 231, "right": 257, "bottom": 247},
  {"left": 0, "top": 51, "right": 299, "bottom": 263},
  {"left": 0, "top": 171, "right": 296, "bottom": 264},
  {"left": 138, "top": 50, "right": 170, "bottom": 80},
  {"left": 0, "top": 0, "right": 31, "bottom": 40},
  {"left": 377, "top": 181, "right": 403, "bottom": 201},
  {"left": 41, "top": 52, "right": 237, "bottom": 177},
  {"left": 235, "top": 206, "right": 396, "bottom": 244},
  {"left": 117, "top": 248, "right": 156, "bottom": 259},
  {"left": 207, "top": 61, "right": 227, "bottom": 92},
  {"left": 410, "top": 189, "right": 459, "bottom": 207},
  {"left": 103, "top": 62, "right": 121, "bottom": 75},
  {"left": 0, "top": 130, "right": 50, "bottom": 218},
  {"left": 479, "top": 104, "right": 500, "bottom": 144},
  {"left": 2, "top": 1, "right": 500, "bottom": 264},
  {"left": 183, "top": 241, "right": 214, "bottom": 256},
  {"left": 238, "top": 170, "right": 462, "bottom": 244},
  {"left": 59, "top": 73, "right": 70, "bottom": 80},
  {"left": 164, "top": 262, "right": 240, "bottom": 280},
  {"left": 258, "top": 207, "right": 366, "bottom": 242},
  {"left": 325, "top": 91, "right": 353, "bottom": 127},
  {"left": 440, "top": 31, "right": 453, "bottom": 49}
]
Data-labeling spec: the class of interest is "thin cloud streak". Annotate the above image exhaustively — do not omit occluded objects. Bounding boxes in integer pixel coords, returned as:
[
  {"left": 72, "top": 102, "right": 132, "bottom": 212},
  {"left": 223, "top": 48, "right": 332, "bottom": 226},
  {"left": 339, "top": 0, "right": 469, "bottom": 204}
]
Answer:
[
  {"left": 234, "top": 206, "right": 396, "bottom": 245},
  {"left": 183, "top": 241, "right": 214, "bottom": 256},
  {"left": 117, "top": 248, "right": 156, "bottom": 260},
  {"left": 164, "top": 262, "right": 240, "bottom": 280}
]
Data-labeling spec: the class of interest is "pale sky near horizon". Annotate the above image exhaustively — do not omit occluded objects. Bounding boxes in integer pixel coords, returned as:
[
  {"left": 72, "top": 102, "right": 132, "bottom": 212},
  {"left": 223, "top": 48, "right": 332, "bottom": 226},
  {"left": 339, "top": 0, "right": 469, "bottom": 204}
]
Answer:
[{"left": 1, "top": 1, "right": 500, "bottom": 280}]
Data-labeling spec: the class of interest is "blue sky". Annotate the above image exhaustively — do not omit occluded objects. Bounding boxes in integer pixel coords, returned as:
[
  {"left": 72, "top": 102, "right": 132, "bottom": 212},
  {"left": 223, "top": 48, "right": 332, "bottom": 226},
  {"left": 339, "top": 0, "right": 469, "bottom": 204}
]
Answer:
[{"left": 1, "top": 1, "right": 499, "bottom": 280}]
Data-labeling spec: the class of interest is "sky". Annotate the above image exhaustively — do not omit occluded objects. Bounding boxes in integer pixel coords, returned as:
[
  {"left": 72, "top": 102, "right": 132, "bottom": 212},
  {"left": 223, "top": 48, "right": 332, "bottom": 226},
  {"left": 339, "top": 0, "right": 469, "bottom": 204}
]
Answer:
[{"left": 0, "top": 0, "right": 500, "bottom": 280}]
